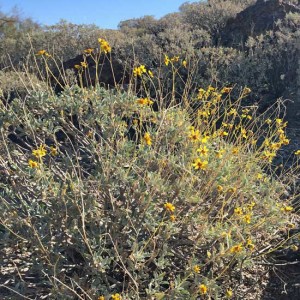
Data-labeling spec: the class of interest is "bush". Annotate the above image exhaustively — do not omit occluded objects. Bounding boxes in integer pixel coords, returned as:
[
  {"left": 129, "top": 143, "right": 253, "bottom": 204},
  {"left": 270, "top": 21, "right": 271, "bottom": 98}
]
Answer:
[
  {"left": 1, "top": 51, "right": 299, "bottom": 298},
  {"left": 0, "top": 70, "right": 48, "bottom": 103}
]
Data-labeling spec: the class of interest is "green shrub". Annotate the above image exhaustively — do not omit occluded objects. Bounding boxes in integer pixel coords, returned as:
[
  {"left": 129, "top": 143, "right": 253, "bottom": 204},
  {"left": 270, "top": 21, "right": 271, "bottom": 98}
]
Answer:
[
  {"left": 1, "top": 62, "right": 299, "bottom": 298},
  {"left": 0, "top": 70, "right": 48, "bottom": 103}
]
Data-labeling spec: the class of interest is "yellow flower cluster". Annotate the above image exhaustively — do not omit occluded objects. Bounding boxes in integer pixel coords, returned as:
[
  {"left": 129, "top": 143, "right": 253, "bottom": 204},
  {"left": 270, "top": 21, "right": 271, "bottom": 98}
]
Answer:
[
  {"left": 133, "top": 65, "right": 153, "bottom": 77},
  {"left": 164, "top": 55, "right": 176, "bottom": 65},
  {"left": 164, "top": 54, "right": 187, "bottom": 67},
  {"left": 197, "top": 85, "right": 227, "bottom": 102},
  {"left": 261, "top": 119, "right": 290, "bottom": 162},
  {"left": 98, "top": 38, "right": 111, "bottom": 54},
  {"left": 29, "top": 144, "right": 57, "bottom": 168},
  {"left": 133, "top": 64, "right": 146, "bottom": 77}
]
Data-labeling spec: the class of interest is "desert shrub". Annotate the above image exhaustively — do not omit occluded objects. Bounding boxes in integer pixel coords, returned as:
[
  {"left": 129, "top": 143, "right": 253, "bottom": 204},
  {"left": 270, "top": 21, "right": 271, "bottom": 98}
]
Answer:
[
  {"left": 0, "top": 50, "right": 299, "bottom": 299},
  {"left": 179, "top": 0, "right": 256, "bottom": 43},
  {"left": 229, "top": 13, "right": 300, "bottom": 101},
  {"left": 0, "top": 70, "right": 48, "bottom": 103}
]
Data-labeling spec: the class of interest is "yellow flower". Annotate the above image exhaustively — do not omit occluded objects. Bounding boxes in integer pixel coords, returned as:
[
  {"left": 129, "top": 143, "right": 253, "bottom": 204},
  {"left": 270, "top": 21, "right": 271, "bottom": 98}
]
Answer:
[
  {"left": 230, "top": 244, "right": 243, "bottom": 253},
  {"left": 276, "top": 118, "right": 283, "bottom": 125},
  {"left": 207, "top": 85, "right": 215, "bottom": 92},
  {"left": 182, "top": 60, "right": 187, "bottom": 68},
  {"left": 290, "top": 245, "right": 298, "bottom": 252},
  {"left": 243, "top": 87, "right": 251, "bottom": 94},
  {"left": 220, "top": 130, "right": 228, "bottom": 137},
  {"left": 28, "top": 159, "right": 38, "bottom": 168},
  {"left": 111, "top": 293, "right": 121, "bottom": 300},
  {"left": 287, "top": 223, "right": 296, "bottom": 229},
  {"left": 281, "top": 138, "right": 290, "bottom": 145},
  {"left": 170, "top": 56, "right": 179, "bottom": 62},
  {"left": 137, "top": 98, "right": 153, "bottom": 106},
  {"left": 226, "top": 289, "right": 233, "bottom": 298},
  {"left": 133, "top": 65, "right": 147, "bottom": 77},
  {"left": 199, "top": 284, "right": 208, "bottom": 295},
  {"left": 197, "top": 145, "right": 209, "bottom": 157},
  {"left": 234, "top": 207, "right": 243, "bottom": 215},
  {"left": 148, "top": 70, "right": 154, "bottom": 78},
  {"left": 80, "top": 61, "right": 88, "bottom": 68},
  {"left": 139, "top": 65, "right": 146, "bottom": 73},
  {"left": 32, "top": 144, "right": 47, "bottom": 159},
  {"left": 164, "top": 55, "right": 170, "bottom": 66},
  {"left": 221, "top": 231, "right": 231, "bottom": 239},
  {"left": 215, "top": 149, "right": 225, "bottom": 159},
  {"left": 143, "top": 132, "right": 152, "bottom": 146},
  {"left": 221, "top": 87, "right": 232, "bottom": 94},
  {"left": 192, "top": 158, "right": 208, "bottom": 170},
  {"left": 262, "top": 150, "right": 276, "bottom": 162},
  {"left": 228, "top": 108, "right": 237, "bottom": 116},
  {"left": 98, "top": 296, "right": 105, "bottom": 300},
  {"left": 295, "top": 150, "right": 300, "bottom": 156},
  {"left": 240, "top": 128, "right": 247, "bottom": 139},
  {"left": 270, "top": 142, "right": 281, "bottom": 151},
  {"left": 50, "top": 146, "right": 58, "bottom": 156},
  {"left": 227, "top": 187, "right": 236, "bottom": 194},
  {"left": 193, "top": 265, "right": 201, "bottom": 273},
  {"left": 281, "top": 206, "right": 293, "bottom": 212},
  {"left": 243, "top": 214, "right": 251, "bottom": 224},
  {"left": 277, "top": 128, "right": 285, "bottom": 135},
  {"left": 164, "top": 202, "right": 175, "bottom": 213},
  {"left": 37, "top": 50, "right": 46, "bottom": 56},
  {"left": 201, "top": 135, "right": 210, "bottom": 143},
  {"left": 246, "top": 239, "right": 255, "bottom": 251},
  {"left": 247, "top": 202, "right": 256, "bottom": 210},
  {"left": 98, "top": 38, "right": 111, "bottom": 53},
  {"left": 217, "top": 185, "right": 223, "bottom": 193},
  {"left": 198, "top": 110, "right": 210, "bottom": 118},
  {"left": 189, "top": 129, "right": 200, "bottom": 142},
  {"left": 265, "top": 118, "right": 272, "bottom": 125},
  {"left": 36, "top": 50, "right": 50, "bottom": 57},
  {"left": 197, "top": 88, "right": 206, "bottom": 100},
  {"left": 232, "top": 147, "right": 239, "bottom": 155},
  {"left": 84, "top": 48, "right": 93, "bottom": 54},
  {"left": 170, "top": 214, "right": 176, "bottom": 222}
]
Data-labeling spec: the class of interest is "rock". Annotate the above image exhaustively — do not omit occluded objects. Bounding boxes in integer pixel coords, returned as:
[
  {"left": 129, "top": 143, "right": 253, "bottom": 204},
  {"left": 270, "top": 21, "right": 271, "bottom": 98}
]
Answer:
[
  {"left": 51, "top": 51, "right": 130, "bottom": 93},
  {"left": 221, "top": 0, "right": 300, "bottom": 46}
]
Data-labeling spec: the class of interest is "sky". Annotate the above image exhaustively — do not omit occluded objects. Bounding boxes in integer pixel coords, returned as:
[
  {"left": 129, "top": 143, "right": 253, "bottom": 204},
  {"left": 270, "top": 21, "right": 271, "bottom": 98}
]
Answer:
[{"left": 0, "top": 0, "right": 200, "bottom": 29}]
